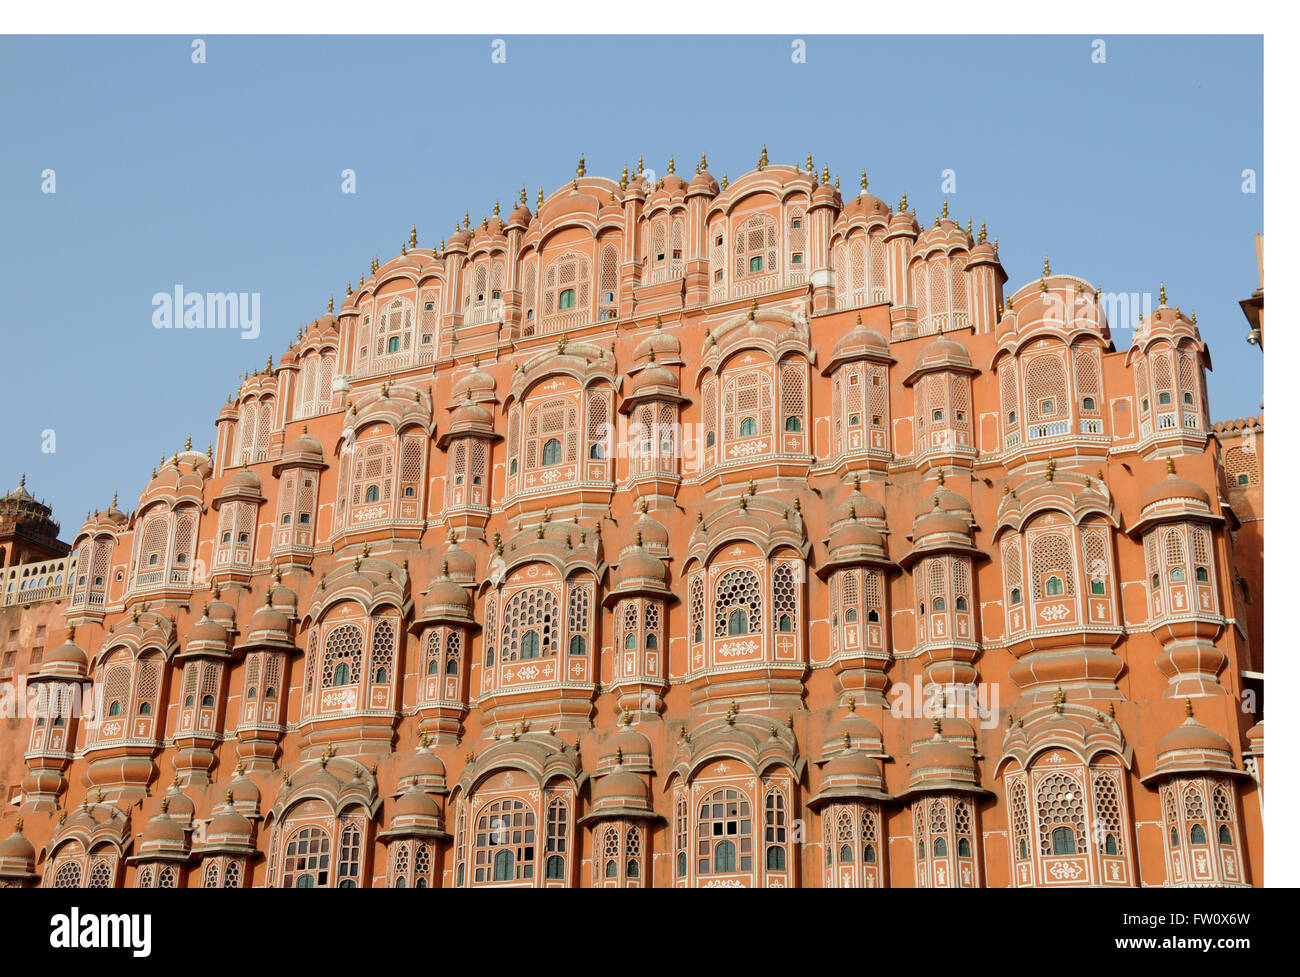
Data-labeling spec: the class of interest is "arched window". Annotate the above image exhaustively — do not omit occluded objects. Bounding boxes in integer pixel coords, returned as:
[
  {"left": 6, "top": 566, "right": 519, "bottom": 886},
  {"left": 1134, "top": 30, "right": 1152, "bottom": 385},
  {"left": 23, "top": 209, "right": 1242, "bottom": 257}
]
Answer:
[
  {"left": 933, "top": 837, "right": 948, "bottom": 857},
  {"left": 332, "top": 662, "right": 350, "bottom": 685},
  {"left": 281, "top": 826, "right": 330, "bottom": 888},
  {"left": 546, "top": 855, "right": 564, "bottom": 879},
  {"left": 784, "top": 416, "right": 801, "bottom": 431},
  {"left": 1051, "top": 825, "right": 1076, "bottom": 855},
  {"left": 558, "top": 288, "right": 575, "bottom": 310},
  {"left": 1218, "top": 824, "right": 1232, "bottom": 846},
  {"left": 542, "top": 438, "right": 562, "bottom": 465},
  {"left": 958, "top": 837, "right": 971, "bottom": 857},
  {"left": 1190, "top": 824, "right": 1207, "bottom": 845},
  {"left": 739, "top": 416, "right": 758, "bottom": 437},
  {"left": 1045, "top": 575, "right": 1064, "bottom": 597},
  {"left": 697, "top": 788, "right": 752, "bottom": 875},
  {"left": 364, "top": 485, "right": 380, "bottom": 503},
  {"left": 766, "top": 846, "right": 785, "bottom": 870},
  {"left": 568, "top": 635, "right": 586, "bottom": 656},
  {"left": 714, "top": 567, "right": 762, "bottom": 637},
  {"left": 1010, "top": 587, "right": 1022, "bottom": 605}
]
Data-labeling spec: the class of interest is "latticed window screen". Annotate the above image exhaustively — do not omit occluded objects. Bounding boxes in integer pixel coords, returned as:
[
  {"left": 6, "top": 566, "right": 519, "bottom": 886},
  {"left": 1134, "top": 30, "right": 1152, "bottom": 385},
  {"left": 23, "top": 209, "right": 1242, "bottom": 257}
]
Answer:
[
  {"left": 543, "top": 251, "right": 590, "bottom": 319},
  {"left": 723, "top": 371, "right": 773, "bottom": 441},
  {"left": 1024, "top": 355, "right": 1068, "bottom": 423},
  {"left": 1074, "top": 348, "right": 1102, "bottom": 411},
  {"left": 689, "top": 576, "right": 705, "bottom": 643},
  {"left": 1224, "top": 446, "right": 1259, "bottom": 486},
  {"left": 501, "top": 587, "right": 561, "bottom": 661},
  {"left": 370, "top": 619, "right": 395, "bottom": 683},
  {"left": 1091, "top": 770, "right": 1125, "bottom": 855},
  {"left": 321, "top": 624, "right": 362, "bottom": 688},
  {"left": 445, "top": 630, "right": 462, "bottom": 676},
  {"left": 567, "top": 582, "right": 592, "bottom": 650},
  {"left": 780, "top": 362, "right": 805, "bottom": 429},
  {"left": 598, "top": 244, "right": 619, "bottom": 314},
  {"left": 1030, "top": 532, "right": 1076, "bottom": 599},
  {"left": 1082, "top": 524, "right": 1109, "bottom": 591},
  {"left": 1000, "top": 362, "right": 1019, "bottom": 422},
  {"left": 399, "top": 436, "right": 424, "bottom": 500},
  {"left": 1036, "top": 771, "right": 1088, "bottom": 855},
  {"left": 713, "top": 567, "right": 762, "bottom": 636},
  {"left": 772, "top": 564, "right": 797, "bottom": 631},
  {"left": 1011, "top": 778, "right": 1031, "bottom": 859},
  {"left": 733, "top": 214, "right": 778, "bottom": 278},
  {"left": 419, "top": 290, "right": 439, "bottom": 349},
  {"left": 1178, "top": 350, "right": 1200, "bottom": 410},
  {"left": 134, "top": 659, "right": 159, "bottom": 718}
]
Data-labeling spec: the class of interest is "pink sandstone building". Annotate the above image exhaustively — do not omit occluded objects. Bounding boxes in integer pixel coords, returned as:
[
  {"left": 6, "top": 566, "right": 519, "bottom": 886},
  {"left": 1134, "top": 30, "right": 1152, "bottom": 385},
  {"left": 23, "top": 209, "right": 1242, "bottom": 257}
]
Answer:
[{"left": 0, "top": 151, "right": 1265, "bottom": 888}]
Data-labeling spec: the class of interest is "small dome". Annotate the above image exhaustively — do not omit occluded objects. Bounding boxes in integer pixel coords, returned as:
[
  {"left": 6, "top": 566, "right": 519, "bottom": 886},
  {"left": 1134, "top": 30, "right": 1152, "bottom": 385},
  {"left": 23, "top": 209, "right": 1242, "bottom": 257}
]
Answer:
[
  {"left": 42, "top": 628, "right": 88, "bottom": 674},
  {"left": 593, "top": 768, "right": 649, "bottom": 806},
  {"left": 227, "top": 768, "right": 261, "bottom": 812},
  {"left": 424, "top": 573, "right": 471, "bottom": 615},
  {"left": 141, "top": 810, "right": 186, "bottom": 848},
  {"left": 451, "top": 365, "right": 497, "bottom": 402},
  {"left": 187, "top": 615, "right": 230, "bottom": 646},
  {"left": 832, "top": 488, "right": 886, "bottom": 524},
  {"left": 909, "top": 731, "right": 976, "bottom": 777},
  {"left": 0, "top": 825, "right": 35, "bottom": 863},
  {"left": 633, "top": 326, "right": 682, "bottom": 362},
  {"left": 207, "top": 801, "right": 254, "bottom": 845},
  {"left": 284, "top": 428, "right": 323, "bottom": 460},
  {"left": 630, "top": 363, "right": 678, "bottom": 396},
  {"left": 614, "top": 547, "right": 667, "bottom": 588},
  {"left": 829, "top": 319, "right": 890, "bottom": 363},
  {"left": 912, "top": 509, "right": 972, "bottom": 542},
  {"left": 399, "top": 745, "right": 447, "bottom": 784},
  {"left": 1141, "top": 470, "right": 1211, "bottom": 510},
  {"left": 247, "top": 599, "right": 291, "bottom": 636},
  {"left": 225, "top": 468, "right": 262, "bottom": 493},
  {"left": 823, "top": 749, "right": 884, "bottom": 782},
  {"left": 441, "top": 535, "right": 477, "bottom": 579},
  {"left": 606, "top": 722, "right": 653, "bottom": 761},
  {"left": 915, "top": 336, "right": 973, "bottom": 371},
  {"left": 629, "top": 510, "right": 668, "bottom": 550},
  {"left": 392, "top": 789, "right": 442, "bottom": 820},
  {"left": 1155, "top": 716, "right": 1232, "bottom": 759},
  {"left": 828, "top": 520, "right": 885, "bottom": 553}
]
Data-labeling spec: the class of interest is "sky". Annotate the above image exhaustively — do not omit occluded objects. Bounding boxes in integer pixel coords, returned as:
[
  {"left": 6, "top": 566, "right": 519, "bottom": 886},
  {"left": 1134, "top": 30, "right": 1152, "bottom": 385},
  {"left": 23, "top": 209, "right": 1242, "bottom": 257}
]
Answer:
[{"left": 0, "top": 34, "right": 1263, "bottom": 540}]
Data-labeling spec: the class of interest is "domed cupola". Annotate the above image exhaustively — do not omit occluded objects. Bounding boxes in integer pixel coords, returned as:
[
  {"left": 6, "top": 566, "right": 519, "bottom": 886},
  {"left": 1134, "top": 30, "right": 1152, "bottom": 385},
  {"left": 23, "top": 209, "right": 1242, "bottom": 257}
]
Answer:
[
  {"left": 901, "top": 719, "right": 983, "bottom": 799},
  {"left": 136, "top": 796, "right": 191, "bottom": 862},
  {"left": 39, "top": 625, "right": 88, "bottom": 681},
  {"left": 1142, "top": 700, "right": 1244, "bottom": 783},
  {"left": 0, "top": 819, "right": 37, "bottom": 884},
  {"left": 416, "top": 563, "right": 475, "bottom": 627}
]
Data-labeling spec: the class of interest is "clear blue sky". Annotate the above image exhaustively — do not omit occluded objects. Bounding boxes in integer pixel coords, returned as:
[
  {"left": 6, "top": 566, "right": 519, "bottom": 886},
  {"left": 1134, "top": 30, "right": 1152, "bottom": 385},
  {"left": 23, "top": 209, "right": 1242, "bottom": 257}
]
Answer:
[{"left": 0, "top": 35, "right": 1262, "bottom": 540}]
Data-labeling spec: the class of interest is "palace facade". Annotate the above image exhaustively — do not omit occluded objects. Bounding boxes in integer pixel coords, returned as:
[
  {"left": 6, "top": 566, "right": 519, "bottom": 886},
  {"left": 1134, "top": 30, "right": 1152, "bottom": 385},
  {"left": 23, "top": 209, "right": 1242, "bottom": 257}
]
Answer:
[{"left": 0, "top": 151, "right": 1265, "bottom": 888}]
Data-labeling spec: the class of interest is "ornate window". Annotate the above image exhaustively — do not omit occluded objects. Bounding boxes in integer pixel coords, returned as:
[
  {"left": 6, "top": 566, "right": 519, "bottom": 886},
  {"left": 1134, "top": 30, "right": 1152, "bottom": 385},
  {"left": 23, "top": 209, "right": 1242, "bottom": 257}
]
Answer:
[
  {"left": 696, "top": 787, "right": 753, "bottom": 877},
  {"left": 475, "top": 797, "right": 535, "bottom": 884},
  {"left": 714, "top": 567, "right": 762, "bottom": 637},
  {"left": 501, "top": 587, "right": 560, "bottom": 662}
]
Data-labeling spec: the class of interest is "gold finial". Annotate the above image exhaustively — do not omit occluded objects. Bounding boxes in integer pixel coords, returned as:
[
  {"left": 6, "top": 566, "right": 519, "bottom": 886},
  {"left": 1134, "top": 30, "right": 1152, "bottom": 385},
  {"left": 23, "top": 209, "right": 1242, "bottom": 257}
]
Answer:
[
  {"left": 667, "top": 155, "right": 675, "bottom": 175},
  {"left": 860, "top": 169, "right": 868, "bottom": 191},
  {"left": 805, "top": 152, "right": 813, "bottom": 172},
  {"left": 1166, "top": 457, "right": 1175, "bottom": 476},
  {"left": 1043, "top": 255, "right": 1051, "bottom": 276},
  {"left": 820, "top": 164, "right": 830, "bottom": 184},
  {"left": 941, "top": 198, "right": 949, "bottom": 220},
  {"left": 978, "top": 221, "right": 987, "bottom": 243},
  {"left": 577, "top": 154, "right": 586, "bottom": 177},
  {"left": 536, "top": 186, "right": 544, "bottom": 208},
  {"left": 619, "top": 166, "right": 628, "bottom": 190},
  {"left": 936, "top": 468, "right": 945, "bottom": 487},
  {"left": 757, "top": 145, "right": 768, "bottom": 169},
  {"left": 932, "top": 716, "right": 942, "bottom": 736},
  {"left": 346, "top": 281, "right": 352, "bottom": 295},
  {"left": 1185, "top": 697, "right": 1194, "bottom": 718},
  {"left": 14, "top": 817, "right": 22, "bottom": 834},
  {"left": 1159, "top": 281, "right": 1167, "bottom": 305},
  {"left": 700, "top": 152, "right": 708, "bottom": 170},
  {"left": 721, "top": 172, "right": 728, "bottom": 189},
  {"left": 493, "top": 199, "right": 500, "bottom": 219},
  {"left": 748, "top": 299, "right": 758, "bottom": 320},
  {"left": 636, "top": 155, "right": 644, "bottom": 175},
  {"left": 899, "top": 192, "right": 908, "bottom": 210},
  {"left": 1045, "top": 457, "right": 1055, "bottom": 481}
]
